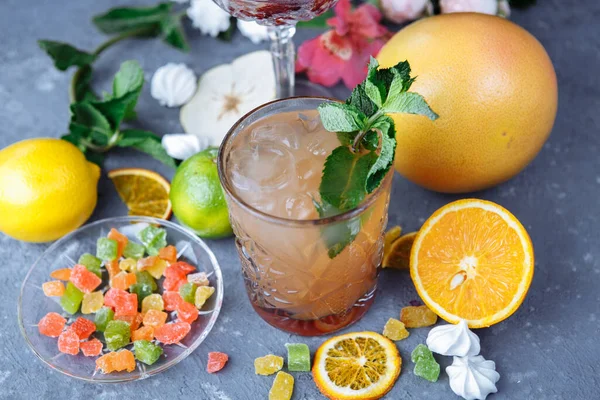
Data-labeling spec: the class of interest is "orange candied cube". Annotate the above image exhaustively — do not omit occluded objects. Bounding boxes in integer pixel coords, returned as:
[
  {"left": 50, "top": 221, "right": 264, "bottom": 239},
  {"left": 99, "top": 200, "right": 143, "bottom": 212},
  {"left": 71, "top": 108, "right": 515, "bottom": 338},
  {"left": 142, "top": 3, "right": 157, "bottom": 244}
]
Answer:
[
  {"left": 400, "top": 305, "right": 438, "bottom": 328},
  {"left": 137, "top": 256, "right": 167, "bottom": 279},
  {"left": 137, "top": 256, "right": 159, "bottom": 271},
  {"left": 96, "top": 350, "right": 136, "bottom": 373},
  {"left": 106, "top": 260, "right": 120, "bottom": 280},
  {"left": 69, "top": 264, "right": 102, "bottom": 293},
  {"left": 116, "top": 312, "right": 143, "bottom": 333},
  {"left": 42, "top": 281, "right": 65, "bottom": 297},
  {"left": 143, "top": 309, "right": 168, "bottom": 328},
  {"left": 50, "top": 268, "right": 72, "bottom": 281},
  {"left": 176, "top": 300, "right": 199, "bottom": 324},
  {"left": 108, "top": 228, "right": 129, "bottom": 259},
  {"left": 80, "top": 338, "right": 103, "bottom": 357},
  {"left": 110, "top": 272, "right": 137, "bottom": 290},
  {"left": 154, "top": 322, "right": 191, "bottom": 344},
  {"left": 163, "top": 291, "right": 183, "bottom": 311},
  {"left": 132, "top": 326, "right": 155, "bottom": 342},
  {"left": 158, "top": 245, "right": 178, "bottom": 264},
  {"left": 114, "top": 293, "right": 138, "bottom": 316}
]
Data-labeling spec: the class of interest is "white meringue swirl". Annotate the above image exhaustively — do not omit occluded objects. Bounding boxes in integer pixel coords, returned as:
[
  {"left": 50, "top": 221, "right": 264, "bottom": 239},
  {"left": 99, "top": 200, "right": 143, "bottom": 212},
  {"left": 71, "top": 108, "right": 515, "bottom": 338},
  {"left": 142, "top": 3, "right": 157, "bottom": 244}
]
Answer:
[
  {"left": 151, "top": 63, "right": 197, "bottom": 108},
  {"left": 426, "top": 319, "right": 480, "bottom": 357},
  {"left": 446, "top": 355, "right": 500, "bottom": 400}
]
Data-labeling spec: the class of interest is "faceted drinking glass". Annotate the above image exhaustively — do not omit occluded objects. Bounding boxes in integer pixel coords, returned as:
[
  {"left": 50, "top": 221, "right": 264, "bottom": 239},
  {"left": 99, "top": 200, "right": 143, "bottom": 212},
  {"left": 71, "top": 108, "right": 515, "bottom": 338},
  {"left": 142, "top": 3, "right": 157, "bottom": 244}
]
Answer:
[{"left": 218, "top": 97, "right": 392, "bottom": 336}]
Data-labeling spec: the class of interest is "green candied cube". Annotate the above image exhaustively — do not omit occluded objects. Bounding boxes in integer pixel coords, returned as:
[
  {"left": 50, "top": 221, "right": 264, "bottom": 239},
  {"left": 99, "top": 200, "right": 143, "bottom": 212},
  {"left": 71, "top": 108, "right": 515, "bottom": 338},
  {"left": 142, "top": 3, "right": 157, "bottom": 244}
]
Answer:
[
  {"left": 123, "top": 241, "right": 145, "bottom": 259},
  {"left": 130, "top": 283, "right": 153, "bottom": 303},
  {"left": 285, "top": 343, "right": 311, "bottom": 372},
  {"left": 179, "top": 282, "right": 198, "bottom": 304},
  {"left": 134, "top": 340, "right": 163, "bottom": 365},
  {"left": 94, "top": 306, "right": 115, "bottom": 332},
  {"left": 414, "top": 359, "right": 440, "bottom": 382},
  {"left": 97, "top": 238, "right": 118, "bottom": 261},
  {"left": 60, "top": 282, "right": 84, "bottom": 314},
  {"left": 137, "top": 226, "right": 167, "bottom": 256},
  {"left": 78, "top": 253, "right": 102, "bottom": 277},
  {"left": 135, "top": 271, "right": 158, "bottom": 291},
  {"left": 411, "top": 344, "right": 435, "bottom": 363},
  {"left": 104, "top": 320, "right": 131, "bottom": 351}
]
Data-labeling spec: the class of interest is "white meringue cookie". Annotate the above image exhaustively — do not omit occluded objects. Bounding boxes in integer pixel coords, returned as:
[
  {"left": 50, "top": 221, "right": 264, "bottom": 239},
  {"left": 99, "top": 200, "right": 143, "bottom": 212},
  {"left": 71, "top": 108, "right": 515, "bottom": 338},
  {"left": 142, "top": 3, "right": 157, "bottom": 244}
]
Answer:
[
  {"left": 161, "top": 134, "right": 212, "bottom": 160},
  {"left": 426, "top": 319, "right": 480, "bottom": 357},
  {"left": 237, "top": 20, "right": 269, "bottom": 44},
  {"left": 151, "top": 63, "right": 197, "bottom": 107},
  {"left": 446, "top": 355, "right": 500, "bottom": 400}
]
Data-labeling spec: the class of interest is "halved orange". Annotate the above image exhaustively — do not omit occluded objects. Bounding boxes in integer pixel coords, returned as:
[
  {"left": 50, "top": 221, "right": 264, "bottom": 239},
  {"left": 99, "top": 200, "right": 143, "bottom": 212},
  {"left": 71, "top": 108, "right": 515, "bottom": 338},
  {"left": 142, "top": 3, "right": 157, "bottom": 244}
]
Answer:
[
  {"left": 313, "top": 331, "right": 401, "bottom": 400},
  {"left": 108, "top": 168, "right": 172, "bottom": 220},
  {"left": 382, "top": 231, "right": 417, "bottom": 269},
  {"left": 410, "top": 199, "right": 534, "bottom": 328}
]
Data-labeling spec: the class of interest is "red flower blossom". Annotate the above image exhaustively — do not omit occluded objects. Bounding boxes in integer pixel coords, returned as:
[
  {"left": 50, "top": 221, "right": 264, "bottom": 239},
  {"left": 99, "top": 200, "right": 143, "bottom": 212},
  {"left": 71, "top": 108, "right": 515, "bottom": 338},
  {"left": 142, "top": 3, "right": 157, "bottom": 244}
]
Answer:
[{"left": 296, "top": 0, "right": 391, "bottom": 89}]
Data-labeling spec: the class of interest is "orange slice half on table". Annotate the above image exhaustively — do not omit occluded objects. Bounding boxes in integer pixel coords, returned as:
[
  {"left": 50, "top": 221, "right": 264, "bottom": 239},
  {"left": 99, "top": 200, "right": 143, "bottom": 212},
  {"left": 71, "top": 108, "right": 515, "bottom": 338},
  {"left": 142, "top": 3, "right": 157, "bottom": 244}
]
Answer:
[
  {"left": 108, "top": 168, "right": 172, "bottom": 220},
  {"left": 313, "top": 331, "right": 401, "bottom": 400},
  {"left": 410, "top": 199, "right": 534, "bottom": 328}
]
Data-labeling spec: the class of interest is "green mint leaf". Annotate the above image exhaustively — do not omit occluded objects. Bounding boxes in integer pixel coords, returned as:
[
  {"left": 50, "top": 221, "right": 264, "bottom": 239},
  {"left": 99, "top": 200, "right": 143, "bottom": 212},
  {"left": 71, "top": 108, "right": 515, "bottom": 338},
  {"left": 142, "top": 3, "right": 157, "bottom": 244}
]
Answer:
[
  {"left": 317, "top": 102, "right": 366, "bottom": 133},
  {"left": 74, "top": 65, "right": 98, "bottom": 102},
  {"left": 61, "top": 132, "right": 86, "bottom": 152},
  {"left": 69, "top": 102, "right": 113, "bottom": 145},
  {"left": 160, "top": 16, "right": 189, "bottom": 51},
  {"left": 38, "top": 40, "right": 96, "bottom": 71},
  {"left": 347, "top": 83, "right": 378, "bottom": 117},
  {"left": 336, "top": 132, "right": 354, "bottom": 146},
  {"left": 363, "top": 57, "right": 385, "bottom": 107},
  {"left": 312, "top": 199, "right": 361, "bottom": 259},
  {"left": 217, "top": 18, "right": 236, "bottom": 42},
  {"left": 111, "top": 60, "right": 145, "bottom": 120},
  {"left": 362, "top": 131, "right": 379, "bottom": 151},
  {"left": 366, "top": 132, "right": 395, "bottom": 193},
  {"left": 92, "top": 91, "right": 139, "bottom": 130},
  {"left": 83, "top": 150, "right": 105, "bottom": 167},
  {"left": 383, "top": 92, "right": 439, "bottom": 120},
  {"left": 117, "top": 129, "right": 176, "bottom": 168},
  {"left": 92, "top": 3, "right": 171, "bottom": 34},
  {"left": 320, "top": 147, "right": 378, "bottom": 211}
]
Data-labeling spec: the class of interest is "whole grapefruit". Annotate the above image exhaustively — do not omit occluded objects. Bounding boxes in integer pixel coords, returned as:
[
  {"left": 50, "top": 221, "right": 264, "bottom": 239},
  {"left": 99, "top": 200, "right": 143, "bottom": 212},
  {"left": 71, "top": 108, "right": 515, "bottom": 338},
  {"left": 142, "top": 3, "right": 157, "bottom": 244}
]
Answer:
[{"left": 377, "top": 13, "right": 558, "bottom": 193}]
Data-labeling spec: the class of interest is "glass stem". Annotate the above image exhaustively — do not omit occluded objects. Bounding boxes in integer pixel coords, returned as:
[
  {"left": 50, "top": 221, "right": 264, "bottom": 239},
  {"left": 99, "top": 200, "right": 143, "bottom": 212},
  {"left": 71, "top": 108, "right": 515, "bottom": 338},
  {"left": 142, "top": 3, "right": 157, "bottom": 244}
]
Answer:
[{"left": 267, "top": 24, "right": 296, "bottom": 98}]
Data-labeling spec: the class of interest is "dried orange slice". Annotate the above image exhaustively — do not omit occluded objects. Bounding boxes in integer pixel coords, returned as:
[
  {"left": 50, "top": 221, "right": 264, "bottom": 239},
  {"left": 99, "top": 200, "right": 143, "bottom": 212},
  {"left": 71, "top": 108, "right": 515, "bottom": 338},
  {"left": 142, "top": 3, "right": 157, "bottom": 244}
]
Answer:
[
  {"left": 382, "top": 231, "right": 417, "bottom": 269},
  {"left": 313, "top": 331, "right": 401, "bottom": 400},
  {"left": 108, "top": 168, "right": 172, "bottom": 220},
  {"left": 410, "top": 199, "right": 534, "bottom": 328}
]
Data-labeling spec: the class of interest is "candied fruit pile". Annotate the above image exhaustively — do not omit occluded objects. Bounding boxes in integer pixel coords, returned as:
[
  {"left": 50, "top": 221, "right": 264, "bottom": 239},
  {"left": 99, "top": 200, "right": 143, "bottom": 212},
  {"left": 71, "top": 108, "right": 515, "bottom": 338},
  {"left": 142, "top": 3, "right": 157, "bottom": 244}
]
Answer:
[{"left": 37, "top": 226, "right": 216, "bottom": 374}]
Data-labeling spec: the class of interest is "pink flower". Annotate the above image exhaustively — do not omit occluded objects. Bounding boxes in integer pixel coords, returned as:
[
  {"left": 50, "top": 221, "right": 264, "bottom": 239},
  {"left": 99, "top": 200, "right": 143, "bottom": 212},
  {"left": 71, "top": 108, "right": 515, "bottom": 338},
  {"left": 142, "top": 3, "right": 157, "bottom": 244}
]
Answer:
[
  {"left": 296, "top": 0, "right": 390, "bottom": 89},
  {"left": 380, "top": 0, "right": 429, "bottom": 24},
  {"left": 439, "top": 0, "right": 499, "bottom": 15}
]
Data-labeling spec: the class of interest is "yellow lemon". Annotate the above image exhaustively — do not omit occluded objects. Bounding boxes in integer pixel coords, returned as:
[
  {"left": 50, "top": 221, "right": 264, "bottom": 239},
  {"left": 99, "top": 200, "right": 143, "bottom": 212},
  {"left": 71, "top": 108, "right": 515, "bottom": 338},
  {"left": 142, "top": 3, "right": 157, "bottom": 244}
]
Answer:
[{"left": 0, "top": 138, "right": 100, "bottom": 242}]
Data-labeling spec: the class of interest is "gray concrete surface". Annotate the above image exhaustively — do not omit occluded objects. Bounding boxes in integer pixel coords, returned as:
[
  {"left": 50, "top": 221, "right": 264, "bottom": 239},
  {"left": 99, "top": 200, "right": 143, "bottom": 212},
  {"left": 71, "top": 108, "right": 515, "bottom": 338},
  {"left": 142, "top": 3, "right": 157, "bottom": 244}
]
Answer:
[{"left": 0, "top": 0, "right": 599, "bottom": 398}]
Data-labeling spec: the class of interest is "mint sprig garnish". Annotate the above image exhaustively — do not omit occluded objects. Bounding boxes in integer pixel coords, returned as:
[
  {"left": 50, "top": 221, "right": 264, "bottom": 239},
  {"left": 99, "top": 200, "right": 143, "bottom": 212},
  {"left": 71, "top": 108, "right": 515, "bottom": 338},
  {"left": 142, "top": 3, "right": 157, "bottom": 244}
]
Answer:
[{"left": 317, "top": 58, "right": 438, "bottom": 257}]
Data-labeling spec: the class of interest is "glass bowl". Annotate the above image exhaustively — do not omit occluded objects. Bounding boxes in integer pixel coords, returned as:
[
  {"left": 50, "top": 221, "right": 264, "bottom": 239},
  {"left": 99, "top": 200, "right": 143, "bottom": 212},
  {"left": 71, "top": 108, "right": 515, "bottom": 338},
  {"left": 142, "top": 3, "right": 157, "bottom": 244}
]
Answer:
[{"left": 18, "top": 216, "right": 223, "bottom": 383}]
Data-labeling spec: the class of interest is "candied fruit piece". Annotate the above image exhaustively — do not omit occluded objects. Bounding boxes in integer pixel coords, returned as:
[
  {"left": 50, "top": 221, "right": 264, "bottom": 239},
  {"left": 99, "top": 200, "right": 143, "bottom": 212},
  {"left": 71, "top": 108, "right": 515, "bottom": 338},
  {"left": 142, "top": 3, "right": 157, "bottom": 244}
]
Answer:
[
  {"left": 143, "top": 309, "right": 168, "bottom": 328},
  {"left": 50, "top": 268, "right": 71, "bottom": 281},
  {"left": 70, "top": 264, "right": 102, "bottom": 293},
  {"left": 285, "top": 343, "right": 310, "bottom": 372},
  {"left": 97, "top": 237, "right": 119, "bottom": 261},
  {"left": 38, "top": 312, "right": 66, "bottom": 337},
  {"left": 269, "top": 371, "right": 294, "bottom": 400},
  {"left": 143, "top": 258, "right": 168, "bottom": 279},
  {"left": 106, "top": 260, "right": 120, "bottom": 280},
  {"left": 82, "top": 291, "right": 104, "bottom": 314},
  {"left": 68, "top": 317, "right": 96, "bottom": 339},
  {"left": 169, "top": 261, "right": 196, "bottom": 275},
  {"left": 116, "top": 312, "right": 143, "bottom": 333},
  {"left": 105, "top": 320, "right": 131, "bottom": 351},
  {"left": 163, "top": 291, "right": 183, "bottom": 311},
  {"left": 111, "top": 271, "right": 137, "bottom": 290},
  {"left": 411, "top": 344, "right": 435, "bottom": 363},
  {"left": 158, "top": 245, "right": 177, "bottom": 264},
  {"left": 383, "top": 318, "right": 410, "bottom": 341},
  {"left": 179, "top": 282, "right": 198, "bottom": 304},
  {"left": 96, "top": 352, "right": 117, "bottom": 373},
  {"left": 108, "top": 228, "right": 128, "bottom": 258},
  {"left": 80, "top": 338, "right": 103, "bottom": 357},
  {"left": 412, "top": 344, "right": 440, "bottom": 382},
  {"left": 207, "top": 352, "right": 229, "bottom": 373},
  {"left": 58, "top": 330, "right": 80, "bottom": 355},
  {"left": 104, "top": 288, "right": 129, "bottom": 308},
  {"left": 142, "top": 294, "right": 164, "bottom": 314},
  {"left": 124, "top": 241, "right": 145, "bottom": 260},
  {"left": 60, "top": 282, "right": 84, "bottom": 314},
  {"left": 130, "top": 283, "right": 153, "bottom": 303},
  {"left": 194, "top": 286, "right": 215, "bottom": 309},
  {"left": 138, "top": 226, "right": 167, "bottom": 256},
  {"left": 400, "top": 305, "right": 438, "bottom": 328},
  {"left": 42, "top": 281, "right": 65, "bottom": 297},
  {"left": 132, "top": 326, "right": 154, "bottom": 342},
  {"left": 78, "top": 253, "right": 102, "bottom": 278},
  {"left": 96, "top": 350, "right": 136, "bottom": 373},
  {"left": 154, "top": 322, "right": 191, "bottom": 344},
  {"left": 119, "top": 258, "right": 137, "bottom": 272},
  {"left": 255, "top": 355, "right": 284, "bottom": 376},
  {"left": 95, "top": 306, "right": 115, "bottom": 332},
  {"left": 135, "top": 271, "right": 158, "bottom": 291},
  {"left": 114, "top": 293, "right": 138, "bottom": 317},
  {"left": 163, "top": 275, "right": 187, "bottom": 292},
  {"left": 187, "top": 272, "right": 209, "bottom": 286},
  {"left": 176, "top": 300, "right": 199, "bottom": 324},
  {"left": 134, "top": 340, "right": 163, "bottom": 365}
]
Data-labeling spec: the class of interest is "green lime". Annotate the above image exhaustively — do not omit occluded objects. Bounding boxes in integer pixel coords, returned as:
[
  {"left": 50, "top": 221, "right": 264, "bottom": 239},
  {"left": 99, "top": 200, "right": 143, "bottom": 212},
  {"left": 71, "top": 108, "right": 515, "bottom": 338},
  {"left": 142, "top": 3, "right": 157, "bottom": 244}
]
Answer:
[{"left": 170, "top": 148, "right": 233, "bottom": 239}]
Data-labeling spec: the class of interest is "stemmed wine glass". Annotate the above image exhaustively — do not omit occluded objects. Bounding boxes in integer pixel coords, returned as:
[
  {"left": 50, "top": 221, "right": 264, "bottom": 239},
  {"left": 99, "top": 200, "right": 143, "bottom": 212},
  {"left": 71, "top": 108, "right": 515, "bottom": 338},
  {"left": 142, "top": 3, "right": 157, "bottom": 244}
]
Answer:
[{"left": 212, "top": 0, "right": 339, "bottom": 98}]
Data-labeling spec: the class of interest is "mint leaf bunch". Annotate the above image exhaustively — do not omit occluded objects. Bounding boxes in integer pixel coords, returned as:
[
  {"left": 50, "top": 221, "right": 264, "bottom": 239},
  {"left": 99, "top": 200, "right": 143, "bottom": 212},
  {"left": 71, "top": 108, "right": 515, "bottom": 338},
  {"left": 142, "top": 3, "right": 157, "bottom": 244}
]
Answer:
[
  {"left": 316, "top": 58, "right": 438, "bottom": 257},
  {"left": 63, "top": 60, "right": 175, "bottom": 168},
  {"left": 318, "top": 58, "right": 438, "bottom": 211}
]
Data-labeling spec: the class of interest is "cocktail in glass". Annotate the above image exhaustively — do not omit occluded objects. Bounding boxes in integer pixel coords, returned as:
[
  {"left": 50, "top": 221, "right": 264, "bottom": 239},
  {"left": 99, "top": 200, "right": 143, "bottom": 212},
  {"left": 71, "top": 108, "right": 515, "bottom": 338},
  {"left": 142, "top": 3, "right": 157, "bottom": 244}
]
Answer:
[{"left": 218, "top": 97, "right": 392, "bottom": 336}]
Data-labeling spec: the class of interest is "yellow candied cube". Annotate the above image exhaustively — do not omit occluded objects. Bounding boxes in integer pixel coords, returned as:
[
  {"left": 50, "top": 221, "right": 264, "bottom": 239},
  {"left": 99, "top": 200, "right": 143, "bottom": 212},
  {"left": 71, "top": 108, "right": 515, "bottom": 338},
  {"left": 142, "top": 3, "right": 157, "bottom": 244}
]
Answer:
[
  {"left": 82, "top": 291, "right": 104, "bottom": 314},
  {"left": 143, "top": 258, "right": 168, "bottom": 279},
  {"left": 119, "top": 258, "right": 137, "bottom": 272},
  {"left": 383, "top": 318, "right": 410, "bottom": 341},
  {"left": 254, "top": 355, "right": 284, "bottom": 376},
  {"left": 400, "top": 305, "right": 438, "bottom": 328},
  {"left": 194, "top": 286, "right": 215, "bottom": 309},
  {"left": 142, "top": 294, "right": 165, "bottom": 314},
  {"left": 269, "top": 371, "right": 294, "bottom": 400}
]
